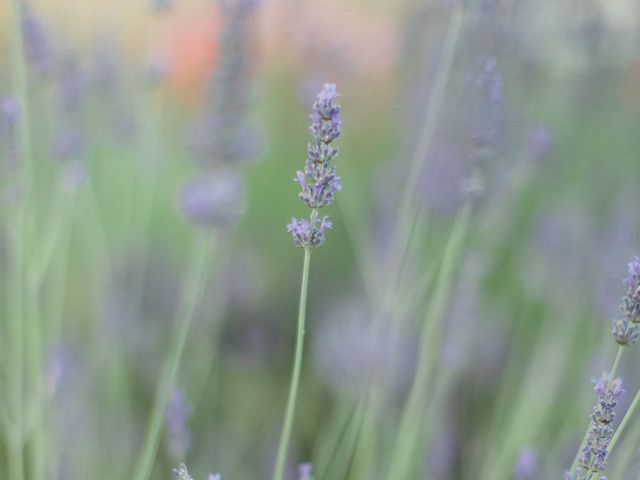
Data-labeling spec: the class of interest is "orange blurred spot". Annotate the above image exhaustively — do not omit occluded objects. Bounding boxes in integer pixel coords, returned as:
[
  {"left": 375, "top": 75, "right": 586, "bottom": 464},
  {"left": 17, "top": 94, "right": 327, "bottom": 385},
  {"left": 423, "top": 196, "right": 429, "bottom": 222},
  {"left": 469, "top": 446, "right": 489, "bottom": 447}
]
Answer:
[{"left": 156, "top": 9, "right": 220, "bottom": 102}]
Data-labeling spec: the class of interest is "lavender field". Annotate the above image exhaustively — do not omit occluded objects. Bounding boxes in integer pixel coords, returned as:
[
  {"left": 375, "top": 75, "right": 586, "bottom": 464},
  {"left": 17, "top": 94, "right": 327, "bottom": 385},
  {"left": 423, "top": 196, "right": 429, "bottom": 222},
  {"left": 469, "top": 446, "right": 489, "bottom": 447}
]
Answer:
[{"left": 1, "top": 0, "right": 640, "bottom": 479}]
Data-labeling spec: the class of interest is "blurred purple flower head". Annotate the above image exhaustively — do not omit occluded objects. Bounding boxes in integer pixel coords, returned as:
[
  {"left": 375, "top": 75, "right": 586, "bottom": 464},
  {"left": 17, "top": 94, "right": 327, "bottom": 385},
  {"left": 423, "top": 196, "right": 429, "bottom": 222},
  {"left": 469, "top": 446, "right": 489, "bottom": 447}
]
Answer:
[
  {"left": 626, "top": 256, "right": 640, "bottom": 290},
  {"left": 297, "top": 463, "right": 313, "bottom": 480},
  {"left": 513, "top": 446, "right": 537, "bottom": 479},
  {"left": 165, "top": 388, "right": 192, "bottom": 459},
  {"left": 22, "top": 3, "right": 53, "bottom": 77},
  {"left": 464, "top": 54, "right": 504, "bottom": 167},
  {"left": 208, "top": 475, "right": 221, "bottom": 480},
  {"left": 1, "top": 96, "right": 21, "bottom": 185},
  {"left": 190, "top": 0, "right": 262, "bottom": 167},
  {"left": 173, "top": 463, "right": 193, "bottom": 480},
  {"left": 54, "top": 129, "right": 84, "bottom": 160},
  {"left": 62, "top": 162, "right": 87, "bottom": 191},
  {"left": 1, "top": 97, "right": 19, "bottom": 125},
  {"left": 527, "top": 124, "right": 555, "bottom": 163},
  {"left": 621, "top": 255, "right": 640, "bottom": 325},
  {"left": 178, "top": 170, "right": 246, "bottom": 227}
]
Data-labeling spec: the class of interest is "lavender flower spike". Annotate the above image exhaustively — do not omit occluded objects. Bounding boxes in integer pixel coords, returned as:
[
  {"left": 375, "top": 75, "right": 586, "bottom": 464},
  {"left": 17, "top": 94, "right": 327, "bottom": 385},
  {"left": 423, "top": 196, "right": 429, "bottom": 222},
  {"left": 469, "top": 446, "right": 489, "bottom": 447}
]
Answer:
[
  {"left": 577, "top": 374, "right": 624, "bottom": 475},
  {"left": 612, "top": 255, "right": 640, "bottom": 345},
  {"left": 288, "top": 83, "right": 342, "bottom": 249}
]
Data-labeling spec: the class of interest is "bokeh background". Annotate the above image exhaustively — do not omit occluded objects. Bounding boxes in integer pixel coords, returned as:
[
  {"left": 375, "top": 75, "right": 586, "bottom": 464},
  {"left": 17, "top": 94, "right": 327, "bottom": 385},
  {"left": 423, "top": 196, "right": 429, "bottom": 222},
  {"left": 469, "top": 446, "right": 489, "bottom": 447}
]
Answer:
[{"left": 2, "top": 0, "right": 640, "bottom": 479}]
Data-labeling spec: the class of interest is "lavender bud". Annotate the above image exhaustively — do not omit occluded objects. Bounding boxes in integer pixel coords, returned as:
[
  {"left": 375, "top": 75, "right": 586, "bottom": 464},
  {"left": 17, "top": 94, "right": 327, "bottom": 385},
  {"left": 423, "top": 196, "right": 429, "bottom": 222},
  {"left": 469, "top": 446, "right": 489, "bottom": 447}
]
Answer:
[
  {"left": 288, "top": 83, "right": 342, "bottom": 249},
  {"left": 513, "top": 446, "right": 537, "bottom": 479},
  {"left": 208, "top": 475, "right": 221, "bottom": 480},
  {"left": 165, "top": 388, "right": 192, "bottom": 459},
  {"left": 287, "top": 211, "right": 332, "bottom": 250},
  {"left": 178, "top": 170, "right": 246, "bottom": 227},
  {"left": 22, "top": 4, "right": 53, "bottom": 77},
  {"left": 172, "top": 464, "right": 193, "bottom": 480},
  {"left": 298, "top": 463, "right": 313, "bottom": 480},
  {"left": 621, "top": 256, "right": 640, "bottom": 322},
  {"left": 1, "top": 97, "right": 20, "bottom": 175}
]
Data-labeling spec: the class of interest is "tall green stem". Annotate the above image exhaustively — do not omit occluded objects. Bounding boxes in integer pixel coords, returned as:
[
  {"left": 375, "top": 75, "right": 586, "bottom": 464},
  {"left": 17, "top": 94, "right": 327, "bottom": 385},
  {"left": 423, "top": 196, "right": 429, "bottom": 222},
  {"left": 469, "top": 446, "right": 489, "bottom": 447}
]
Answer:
[
  {"left": 387, "top": 202, "right": 471, "bottom": 480},
  {"left": 131, "top": 232, "right": 217, "bottom": 480},
  {"left": 273, "top": 249, "right": 312, "bottom": 480}
]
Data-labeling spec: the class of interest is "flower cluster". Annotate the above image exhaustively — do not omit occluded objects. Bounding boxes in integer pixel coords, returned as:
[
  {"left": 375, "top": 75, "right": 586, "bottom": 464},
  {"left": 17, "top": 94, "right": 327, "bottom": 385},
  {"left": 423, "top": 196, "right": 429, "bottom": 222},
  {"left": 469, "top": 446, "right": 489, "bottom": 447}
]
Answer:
[
  {"left": 612, "top": 256, "right": 640, "bottom": 345},
  {"left": 288, "top": 83, "right": 342, "bottom": 249},
  {"left": 172, "top": 463, "right": 220, "bottom": 480},
  {"left": 575, "top": 375, "right": 624, "bottom": 475}
]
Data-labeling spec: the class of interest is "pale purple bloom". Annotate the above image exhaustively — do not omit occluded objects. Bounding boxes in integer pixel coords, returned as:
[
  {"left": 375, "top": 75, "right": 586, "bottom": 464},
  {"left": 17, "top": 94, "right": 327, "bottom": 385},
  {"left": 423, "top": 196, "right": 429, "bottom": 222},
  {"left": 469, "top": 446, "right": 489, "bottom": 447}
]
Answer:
[
  {"left": 527, "top": 125, "right": 555, "bottom": 163},
  {"left": 208, "top": 475, "right": 221, "bottom": 480},
  {"left": 173, "top": 464, "right": 193, "bottom": 480},
  {"left": 165, "top": 388, "right": 192, "bottom": 459},
  {"left": 513, "top": 446, "right": 537, "bottom": 479},
  {"left": 577, "top": 374, "right": 623, "bottom": 474},
  {"left": 288, "top": 83, "right": 342, "bottom": 249},
  {"left": 22, "top": 3, "right": 53, "bottom": 77},
  {"left": 1, "top": 97, "right": 20, "bottom": 172},
  {"left": 297, "top": 463, "right": 313, "bottom": 480},
  {"left": 615, "top": 255, "right": 640, "bottom": 344},
  {"left": 178, "top": 170, "right": 246, "bottom": 227},
  {"left": 287, "top": 211, "right": 332, "bottom": 250}
]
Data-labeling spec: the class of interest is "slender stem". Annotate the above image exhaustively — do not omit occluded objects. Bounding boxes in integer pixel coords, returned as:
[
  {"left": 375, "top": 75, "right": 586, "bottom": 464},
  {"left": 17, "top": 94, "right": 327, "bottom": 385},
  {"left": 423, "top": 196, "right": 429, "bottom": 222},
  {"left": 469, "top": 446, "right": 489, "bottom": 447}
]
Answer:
[
  {"left": 273, "top": 248, "right": 312, "bottom": 480},
  {"left": 569, "top": 345, "right": 626, "bottom": 473},
  {"left": 387, "top": 3, "right": 464, "bottom": 279},
  {"left": 387, "top": 202, "right": 472, "bottom": 480},
  {"left": 131, "top": 232, "right": 216, "bottom": 480}
]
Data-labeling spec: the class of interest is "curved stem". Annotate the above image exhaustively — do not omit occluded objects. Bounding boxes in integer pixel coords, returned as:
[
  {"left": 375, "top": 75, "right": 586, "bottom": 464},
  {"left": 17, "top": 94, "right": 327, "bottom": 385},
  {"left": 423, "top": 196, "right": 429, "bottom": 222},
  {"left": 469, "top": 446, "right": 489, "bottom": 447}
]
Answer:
[
  {"left": 131, "top": 232, "right": 217, "bottom": 480},
  {"left": 273, "top": 249, "right": 312, "bottom": 480}
]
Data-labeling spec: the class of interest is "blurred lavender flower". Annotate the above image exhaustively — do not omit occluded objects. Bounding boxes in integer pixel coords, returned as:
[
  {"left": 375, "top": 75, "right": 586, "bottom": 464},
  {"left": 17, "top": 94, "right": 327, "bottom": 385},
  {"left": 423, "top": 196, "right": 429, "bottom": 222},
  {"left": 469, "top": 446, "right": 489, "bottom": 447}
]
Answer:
[
  {"left": 288, "top": 83, "right": 342, "bottom": 249},
  {"left": 189, "top": 0, "right": 263, "bottom": 167},
  {"left": 512, "top": 446, "right": 537, "bottom": 479},
  {"left": 526, "top": 124, "right": 555, "bottom": 163},
  {"left": 614, "top": 256, "right": 640, "bottom": 345},
  {"left": 172, "top": 464, "right": 221, "bottom": 480},
  {"left": 165, "top": 388, "right": 192, "bottom": 459},
  {"left": 312, "top": 295, "right": 414, "bottom": 399},
  {"left": 297, "top": 463, "right": 313, "bottom": 480},
  {"left": 576, "top": 375, "right": 623, "bottom": 475},
  {"left": 52, "top": 53, "right": 87, "bottom": 162},
  {"left": 22, "top": 3, "right": 53, "bottom": 77},
  {"left": 178, "top": 170, "right": 246, "bottom": 227},
  {"left": 0, "top": 97, "right": 20, "bottom": 181},
  {"left": 173, "top": 464, "right": 193, "bottom": 480}
]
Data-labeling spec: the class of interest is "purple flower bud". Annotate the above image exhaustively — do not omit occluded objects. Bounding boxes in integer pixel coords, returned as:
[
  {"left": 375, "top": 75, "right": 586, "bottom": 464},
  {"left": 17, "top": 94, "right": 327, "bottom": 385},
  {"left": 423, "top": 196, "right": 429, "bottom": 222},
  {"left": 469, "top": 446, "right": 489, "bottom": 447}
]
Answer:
[
  {"left": 297, "top": 463, "right": 313, "bottom": 480},
  {"left": 513, "top": 446, "right": 537, "bottom": 479},
  {"left": 208, "top": 475, "right": 221, "bottom": 480},
  {"left": 172, "top": 463, "right": 193, "bottom": 480},
  {"left": 165, "top": 388, "right": 192, "bottom": 459},
  {"left": 620, "top": 255, "right": 640, "bottom": 327},
  {"left": 22, "top": 4, "right": 53, "bottom": 77},
  {"left": 178, "top": 170, "right": 246, "bottom": 227}
]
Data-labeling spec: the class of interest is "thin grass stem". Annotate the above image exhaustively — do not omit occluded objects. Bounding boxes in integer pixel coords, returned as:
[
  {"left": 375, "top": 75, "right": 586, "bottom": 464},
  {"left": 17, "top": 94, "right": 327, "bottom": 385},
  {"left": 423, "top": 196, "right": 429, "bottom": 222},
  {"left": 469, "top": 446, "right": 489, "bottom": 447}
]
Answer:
[
  {"left": 131, "top": 232, "right": 217, "bottom": 480},
  {"left": 386, "top": 201, "right": 472, "bottom": 480},
  {"left": 273, "top": 248, "right": 312, "bottom": 480}
]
